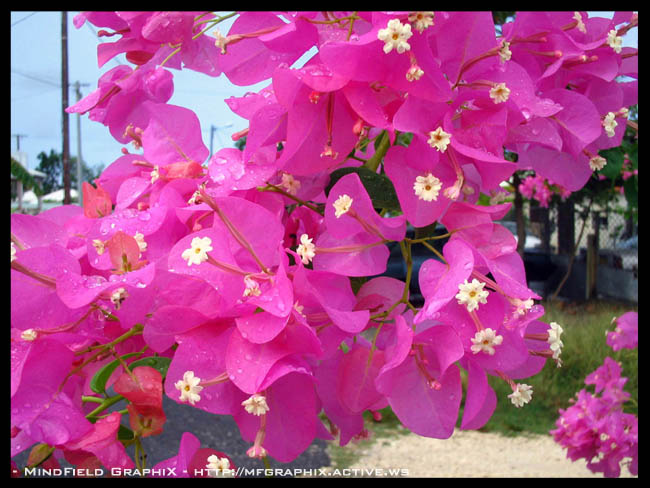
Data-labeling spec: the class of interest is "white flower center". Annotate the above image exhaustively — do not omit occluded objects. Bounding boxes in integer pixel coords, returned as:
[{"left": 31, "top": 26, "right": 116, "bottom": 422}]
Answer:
[
  {"left": 406, "top": 64, "right": 424, "bottom": 82},
  {"left": 242, "top": 394, "right": 269, "bottom": 416},
  {"left": 470, "top": 328, "right": 503, "bottom": 355},
  {"left": 92, "top": 239, "right": 105, "bottom": 256},
  {"left": 455, "top": 279, "right": 489, "bottom": 312},
  {"left": 413, "top": 173, "right": 442, "bottom": 202},
  {"left": 280, "top": 173, "right": 301, "bottom": 196},
  {"left": 333, "top": 194, "right": 353, "bottom": 218},
  {"left": 377, "top": 19, "right": 413, "bottom": 54},
  {"left": 573, "top": 12, "right": 587, "bottom": 33},
  {"left": 427, "top": 127, "right": 451, "bottom": 153},
  {"left": 602, "top": 112, "right": 618, "bottom": 137},
  {"left": 110, "top": 287, "right": 129, "bottom": 310},
  {"left": 181, "top": 236, "right": 213, "bottom": 266},
  {"left": 150, "top": 166, "right": 160, "bottom": 184},
  {"left": 548, "top": 322, "right": 564, "bottom": 366},
  {"left": 408, "top": 12, "right": 434, "bottom": 33},
  {"left": 606, "top": 29, "right": 623, "bottom": 54},
  {"left": 21, "top": 329, "right": 38, "bottom": 341},
  {"left": 133, "top": 232, "right": 147, "bottom": 254},
  {"left": 489, "top": 82, "right": 510, "bottom": 104},
  {"left": 11, "top": 242, "right": 17, "bottom": 262},
  {"left": 499, "top": 41, "right": 512, "bottom": 63},
  {"left": 589, "top": 155, "right": 607, "bottom": 171},
  {"left": 296, "top": 234, "right": 316, "bottom": 265},
  {"left": 206, "top": 455, "right": 232, "bottom": 477},
  {"left": 243, "top": 275, "right": 261, "bottom": 297},
  {"left": 175, "top": 371, "right": 203, "bottom": 405},
  {"left": 508, "top": 383, "right": 533, "bottom": 408}
]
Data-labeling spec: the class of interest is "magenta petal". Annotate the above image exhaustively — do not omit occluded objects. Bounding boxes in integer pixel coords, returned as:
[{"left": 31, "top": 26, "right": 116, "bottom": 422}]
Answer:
[
  {"left": 460, "top": 359, "right": 497, "bottom": 430},
  {"left": 226, "top": 321, "right": 322, "bottom": 394},
  {"left": 165, "top": 323, "right": 246, "bottom": 415},
  {"left": 377, "top": 315, "right": 414, "bottom": 380},
  {"left": 416, "top": 239, "right": 474, "bottom": 323},
  {"left": 384, "top": 357, "right": 462, "bottom": 439},
  {"left": 12, "top": 214, "right": 68, "bottom": 250},
  {"left": 153, "top": 431, "right": 201, "bottom": 478},
  {"left": 314, "top": 350, "right": 367, "bottom": 444},
  {"left": 236, "top": 311, "right": 288, "bottom": 344},
  {"left": 144, "top": 305, "right": 213, "bottom": 353},
  {"left": 337, "top": 345, "right": 386, "bottom": 414},
  {"left": 313, "top": 231, "right": 390, "bottom": 278}
]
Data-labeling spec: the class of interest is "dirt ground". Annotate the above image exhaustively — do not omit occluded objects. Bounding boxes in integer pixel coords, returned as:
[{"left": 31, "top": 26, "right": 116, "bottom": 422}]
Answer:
[{"left": 326, "top": 428, "right": 638, "bottom": 478}]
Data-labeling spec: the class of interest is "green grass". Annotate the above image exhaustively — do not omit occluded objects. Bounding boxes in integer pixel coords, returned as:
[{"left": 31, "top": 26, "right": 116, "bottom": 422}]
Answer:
[{"left": 479, "top": 299, "right": 638, "bottom": 437}]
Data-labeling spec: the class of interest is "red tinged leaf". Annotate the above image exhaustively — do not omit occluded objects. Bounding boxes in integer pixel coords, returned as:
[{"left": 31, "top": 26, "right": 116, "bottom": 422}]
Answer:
[{"left": 82, "top": 180, "right": 113, "bottom": 219}]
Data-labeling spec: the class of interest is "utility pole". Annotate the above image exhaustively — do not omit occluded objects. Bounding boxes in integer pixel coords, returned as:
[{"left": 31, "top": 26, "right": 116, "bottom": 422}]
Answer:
[
  {"left": 74, "top": 81, "right": 90, "bottom": 205},
  {"left": 11, "top": 134, "right": 27, "bottom": 152},
  {"left": 209, "top": 123, "right": 233, "bottom": 158},
  {"left": 62, "top": 11, "right": 71, "bottom": 205}
]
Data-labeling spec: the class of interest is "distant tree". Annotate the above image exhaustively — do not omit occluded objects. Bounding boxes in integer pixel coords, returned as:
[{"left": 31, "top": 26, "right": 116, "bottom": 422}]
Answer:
[{"left": 35, "top": 149, "right": 104, "bottom": 195}]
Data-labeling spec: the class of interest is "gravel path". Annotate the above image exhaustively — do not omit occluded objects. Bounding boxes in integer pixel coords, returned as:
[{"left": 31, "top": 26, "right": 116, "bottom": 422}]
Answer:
[{"left": 331, "top": 428, "right": 637, "bottom": 478}]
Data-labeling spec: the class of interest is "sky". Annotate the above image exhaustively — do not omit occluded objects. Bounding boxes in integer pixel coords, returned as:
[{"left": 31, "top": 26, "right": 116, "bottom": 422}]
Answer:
[{"left": 10, "top": 11, "right": 637, "bottom": 176}]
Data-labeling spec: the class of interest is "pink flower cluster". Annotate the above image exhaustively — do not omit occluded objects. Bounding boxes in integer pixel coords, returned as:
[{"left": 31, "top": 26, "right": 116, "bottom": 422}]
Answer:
[
  {"left": 551, "top": 312, "right": 638, "bottom": 477},
  {"left": 11, "top": 11, "right": 637, "bottom": 475},
  {"left": 518, "top": 174, "right": 572, "bottom": 207}
]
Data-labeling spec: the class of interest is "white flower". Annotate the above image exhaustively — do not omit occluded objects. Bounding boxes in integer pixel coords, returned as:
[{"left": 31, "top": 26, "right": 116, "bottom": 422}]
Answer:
[
  {"left": 408, "top": 12, "right": 434, "bottom": 33},
  {"left": 242, "top": 394, "right": 269, "bottom": 416},
  {"left": 589, "top": 155, "right": 607, "bottom": 171},
  {"left": 489, "top": 82, "right": 510, "bottom": 104},
  {"left": 606, "top": 29, "right": 623, "bottom": 54},
  {"left": 548, "top": 322, "right": 564, "bottom": 366},
  {"left": 573, "top": 12, "right": 587, "bottom": 34},
  {"left": 427, "top": 127, "right": 451, "bottom": 152},
  {"left": 413, "top": 173, "right": 442, "bottom": 202},
  {"left": 20, "top": 329, "right": 38, "bottom": 341},
  {"left": 181, "top": 236, "right": 213, "bottom": 266},
  {"left": 11, "top": 242, "right": 17, "bottom": 263},
  {"left": 333, "top": 194, "right": 353, "bottom": 218},
  {"left": 499, "top": 41, "right": 512, "bottom": 63},
  {"left": 110, "top": 287, "right": 129, "bottom": 310},
  {"left": 406, "top": 64, "right": 424, "bottom": 82},
  {"left": 92, "top": 239, "right": 105, "bottom": 256},
  {"left": 455, "top": 279, "right": 489, "bottom": 312},
  {"left": 243, "top": 276, "right": 261, "bottom": 297},
  {"left": 175, "top": 371, "right": 203, "bottom": 405},
  {"left": 470, "top": 328, "right": 504, "bottom": 355},
  {"left": 602, "top": 112, "right": 618, "bottom": 137},
  {"left": 377, "top": 19, "right": 413, "bottom": 54},
  {"left": 512, "top": 298, "right": 534, "bottom": 316},
  {"left": 296, "top": 234, "right": 316, "bottom": 265},
  {"left": 133, "top": 232, "right": 147, "bottom": 254},
  {"left": 508, "top": 383, "right": 533, "bottom": 408},
  {"left": 280, "top": 173, "right": 301, "bottom": 196},
  {"left": 206, "top": 455, "right": 233, "bottom": 477},
  {"left": 214, "top": 30, "right": 228, "bottom": 54},
  {"left": 150, "top": 166, "right": 160, "bottom": 184}
]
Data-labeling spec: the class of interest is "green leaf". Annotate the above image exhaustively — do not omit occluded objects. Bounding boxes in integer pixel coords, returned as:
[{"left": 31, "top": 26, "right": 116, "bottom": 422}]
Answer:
[
  {"left": 599, "top": 147, "right": 624, "bottom": 180},
  {"left": 127, "top": 356, "right": 172, "bottom": 379},
  {"left": 623, "top": 176, "right": 638, "bottom": 209},
  {"left": 325, "top": 166, "right": 401, "bottom": 212},
  {"left": 89, "top": 352, "right": 142, "bottom": 394},
  {"left": 117, "top": 424, "right": 135, "bottom": 441}
]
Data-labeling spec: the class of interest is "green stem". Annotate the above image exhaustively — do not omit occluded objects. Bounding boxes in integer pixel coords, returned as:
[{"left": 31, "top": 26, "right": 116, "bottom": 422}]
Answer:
[
  {"left": 85, "top": 394, "right": 125, "bottom": 420},
  {"left": 364, "top": 131, "right": 391, "bottom": 173}
]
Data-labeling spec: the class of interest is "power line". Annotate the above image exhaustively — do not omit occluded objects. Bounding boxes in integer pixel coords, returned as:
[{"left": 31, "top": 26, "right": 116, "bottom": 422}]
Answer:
[
  {"left": 11, "top": 12, "right": 37, "bottom": 27},
  {"left": 11, "top": 69, "right": 61, "bottom": 88}
]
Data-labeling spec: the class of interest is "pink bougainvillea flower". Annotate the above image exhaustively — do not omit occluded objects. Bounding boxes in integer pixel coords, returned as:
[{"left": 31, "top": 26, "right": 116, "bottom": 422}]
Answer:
[
  {"left": 606, "top": 311, "right": 638, "bottom": 351},
  {"left": 375, "top": 314, "right": 464, "bottom": 439}
]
